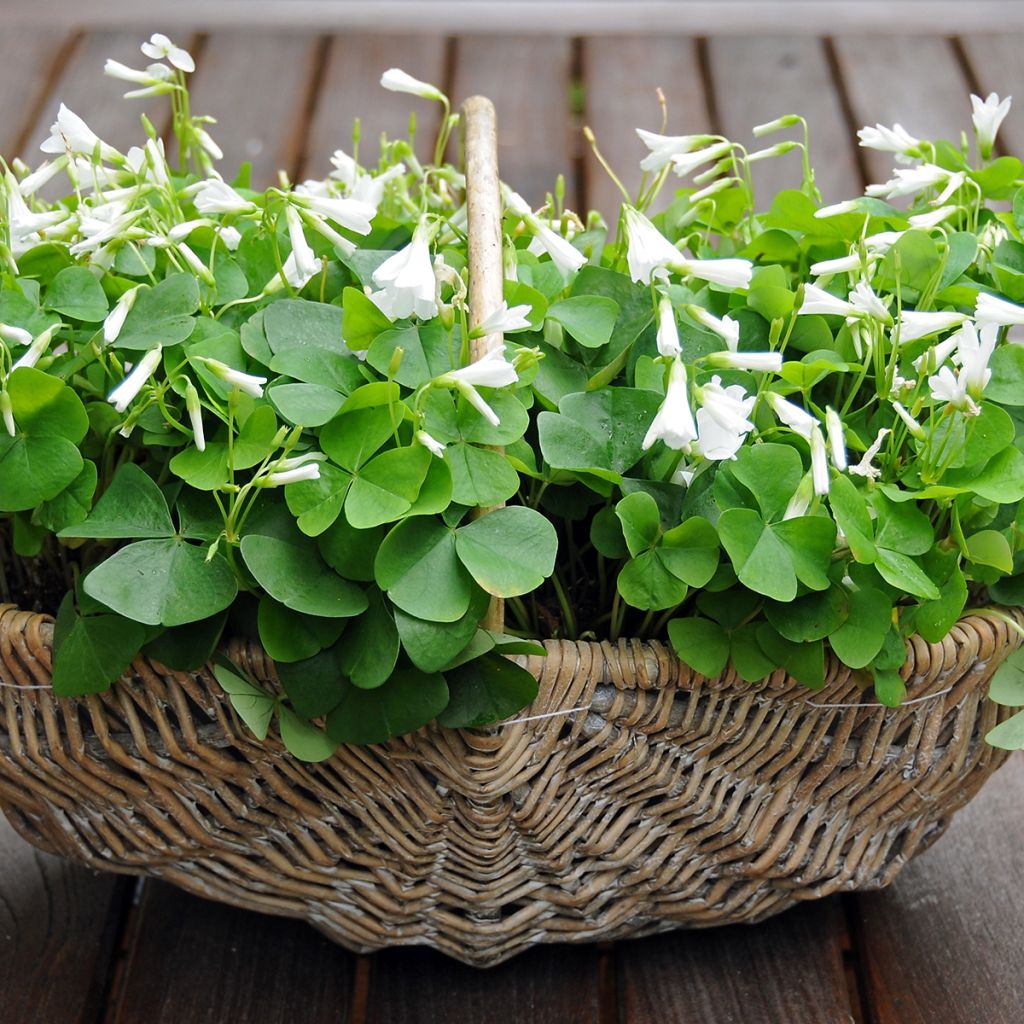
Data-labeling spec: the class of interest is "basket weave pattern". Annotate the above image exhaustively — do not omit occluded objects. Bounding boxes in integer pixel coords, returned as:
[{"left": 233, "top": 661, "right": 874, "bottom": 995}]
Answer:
[{"left": 0, "top": 603, "right": 1018, "bottom": 966}]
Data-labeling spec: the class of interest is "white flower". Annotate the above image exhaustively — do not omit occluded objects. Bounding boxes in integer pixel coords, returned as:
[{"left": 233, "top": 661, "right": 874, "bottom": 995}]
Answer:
[
  {"left": 623, "top": 205, "right": 680, "bottom": 284},
  {"left": 954, "top": 320, "right": 998, "bottom": 397},
  {"left": 371, "top": 228, "right": 438, "bottom": 320},
  {"left": 528, "top": 219, "right": 587, "bottom": 277},
  {"left": 184, "top": 380, "right": 205, "bottom": 452},
  {"left": 4, "top": 176, "right": 69, "bottom": 252},
  {"left": 442, "top": 348, "right": 519, "bottom": 390},
  {"left": 194, "top": 127, "right": 223, "bottom": 162},
  {"left": 40, "top": 104, "right": 120, "bottom": 161},
  {"left": 108, "top": 346, "right": 162, "bottom": 413},
  {"left": 693, "top": 377, "right": 755, "bottom": 460},
  {"left": 655, "top": 296, "right": 681, "bottom": 358},
  {"left": 809, "top": 426, "right": 830, "bottom": 495},
  {"left": 11, "top": 324, "right": 59, "bottom": 371},
  {"left": 330, "top": 154, "right": 405, "bottom": 208},
  {"left": 688, "top": 305, "right": 740, "bottom": 351},
  {"left": 825, "top": 407, "right": 847, "bottom": 471},
  {"left": 261, "top": 463, "right": 322, "bottom": 487},
  {"left": 175, "top": 241, "right": 216, "bottom": 285},
  {"left": 857, "top": 123, "right": 922, "bottom": 163},
  {"left": 474, "top": 301, "right": 532, "bottom": 338},
  {"left": 706, "top": 350, "right": 782, "bottom": 372},
  {"left": 103, "top": 285, "right": 141, "bottom": 344},
  {"left": 675, "top": 256, "right": 752, "bottom": 290},
  {"left": 815, "top": 200, "right": 861, "bottom": 219},
  {"left": 0, "top": 323, "right": 32, "bottom": 347},
  {"left": 976, "top": 292, "right": 1024, "bottom": 329},
  {"left": 300, "top": 210, "right": 356, "bottom": 258},
  {"left": 928, "top": 365, "right": 978, "bottom": 415},
  {"left": 908, "top": 205, "right": 958, "bottom": 229},
  {"left": 192, "top": 178, "right": 257, "bottom": 215},
  {"left": 849, "top": 428, "right": 890, "bottom": 480},
  {"left": 285, "top": 205, "right": 321, "bottom": 285},
  {"left": 865, "top": 164, "right": 953, "bottom": 200},
  {"left": 416, "top": 430, "right": 446, "bottom": 458},
  {"left": 971, "top": 92, "right": 1012, "bottom": 159},
  {"left": 636, "top": 129, "right": 715, "bottom": 172},
  {"left": 913, "top": 333, "right": 961, "bottom": 374},
  {"left": 216, "top": 225, "right": 242, "bottom": 250},
  {"left": 642, "top": 359, "right": 697, "bottom": 451},
  {"left": 140, "top": 33, "right": 195, "bottom": 73},
  {"left": 810, "top": 254, "right": 862, "bottom": 277},
  {"left": 104, "top": 59, "right": 175, "bottom": 92},
  {"left": 895, "top": 309, "right": 968, "bottom": 344},
  {"left": 197, "top": 357, "right": 266, "bottom": 398},
  {"left": 849, "top": 282, "right": 891, "bottom": 323},
  {"left": 380, "top": 68, "right": 445, "bottom": 102},
  {"left": 783, "top": 472, "right": 815, "bottom": 520},
  {"left": 293, "top": 189, "right": 375, "bottom": 235},
  {"left": 669, "top": 142, "right": 733, "bottom": 178},
  {"left": 799, "top": 283, "right": 859, "bottom": 318},
  {"left": 69, "top": 202, "right": 144, "bottom": 256},
  {"left": 767, "top": 392, "right": 817, "bottom": 439},
  {"left": 864, "top": 231, "right": 904, "bottom": 254},
  {"left": 17, "top": 157, "right": 68, "bottom": 196},
  {"left": 933, "top": 172, "right": 967, "bottom": 207},
  {"left": 276, "top": 249, "right": 320, "bottom": 292},
  {"left": 167, "top": 218, "right": 213, "bottom": 242},
  {"left": 892, "top": 401, "right": 927, "bottom": 439}
]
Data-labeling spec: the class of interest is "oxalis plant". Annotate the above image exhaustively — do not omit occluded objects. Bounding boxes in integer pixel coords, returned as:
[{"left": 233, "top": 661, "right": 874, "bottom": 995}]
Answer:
[{"left": 2, "top": 34, "right": 1024, "bottom": 762}]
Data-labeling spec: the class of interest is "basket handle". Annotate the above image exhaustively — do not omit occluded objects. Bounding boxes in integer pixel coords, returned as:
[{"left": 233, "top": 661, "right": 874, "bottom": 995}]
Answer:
[{"left": 462, "top": 95, "right": 506, "bottom": 634}]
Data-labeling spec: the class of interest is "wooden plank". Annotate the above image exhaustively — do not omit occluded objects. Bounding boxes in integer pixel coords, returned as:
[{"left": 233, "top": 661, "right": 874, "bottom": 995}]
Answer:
[
  {"left": 0, "top": 815, "right": 127, "bottom": 1024},
  {"left": 9, "top": 2, "right": 1024, "bottom": 36},
  {"left": 854, "top": 753, "right": 1024, "bottom": 1024},
  {"left": 110, "top": 880, "right": 357, "bottom": 1024},
  {"left": 0, "top": 30, "right": 71, "bottom": 156},
  {"left": 708, "top": 36, "right": 863, "bottom": 204},
  {"left": 302, "top": 34, "right": 448, "bottom": 178},
  {"left": 581, "top": 36, "right": 710, "bottom": 222},
  {"left": 618, "top": 899, "right": 854, "bottom": 1023},
  {"left": 363, "top": 945, "right": 605, "bottom": 1023},
  {"left": 21, "top": 30, "right": 180, "bottom": 160},
  {"left": 831, "top": 35, "right": 973, "bottom": 183},
  {"left": 958, "top": 34, "right": 1024, "bottom": 158},
  {"left": 450, "top": 35, "right": 576, "bottom": 209},
  {"left": 181, "top": 31, "right": 324, "bottom": 185}
]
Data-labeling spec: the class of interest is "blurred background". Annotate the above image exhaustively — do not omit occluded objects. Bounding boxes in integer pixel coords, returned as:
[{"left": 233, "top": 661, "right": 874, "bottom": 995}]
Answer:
[{"left": 4, "top": 0, "right": 1024, "bottom": 222}]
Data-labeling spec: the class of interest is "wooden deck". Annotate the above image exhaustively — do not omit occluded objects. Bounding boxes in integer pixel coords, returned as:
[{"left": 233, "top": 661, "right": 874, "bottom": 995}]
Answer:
[{"left": 2, "top": 24, "right": 1024, "bottom": 1024}]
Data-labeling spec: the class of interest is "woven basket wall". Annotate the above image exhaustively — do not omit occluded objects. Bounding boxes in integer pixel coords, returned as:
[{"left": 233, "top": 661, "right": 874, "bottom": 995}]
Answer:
[{"left": 0, "top": 602, "right": 1019, "bottom": 966}]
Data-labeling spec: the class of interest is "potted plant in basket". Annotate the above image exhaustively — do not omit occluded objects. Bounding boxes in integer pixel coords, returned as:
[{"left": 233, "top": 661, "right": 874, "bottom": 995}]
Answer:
[{"left": 1, "top": 34, "right": 1023, "bottom": 966}]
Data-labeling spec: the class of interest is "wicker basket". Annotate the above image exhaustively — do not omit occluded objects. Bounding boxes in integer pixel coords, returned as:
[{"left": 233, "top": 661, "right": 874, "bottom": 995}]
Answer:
[
  {"left": 0, "top": 604, "right": 1020, "bottom": 966},
  {"left": 1, "top": 98, "right": 1021, "bottom": 967}
]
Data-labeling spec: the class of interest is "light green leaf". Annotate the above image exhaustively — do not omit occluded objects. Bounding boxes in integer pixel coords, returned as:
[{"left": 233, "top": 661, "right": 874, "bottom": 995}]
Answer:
[
  {"left": 51, "top": 597, "right": 146, "bottom": 696},
  {"left": 875, "top": 548, "right": 941, "bottom": 600},
  {"left": 83, "top": 538, "right": 238, "bottom": 626},
  {"left": 455, "top": 506, "right": 558, "bottom": 598},
  {"left": 268, "top": 383, "right": 345, "bottom": 427},
  {"left": 547, "top": 295, "right": 619, "bottom": 348},
  {"left": 213, "top": 662, "right": 275, "bottom": 740},
  {"left": 667, "top": 617, "right": 730, "bottom": 678},
  {"left": 285, "top": 462, "right": 352, "bottom": 536},
  {"left": 44, "top": 265, "right": 108, "bottom": 322},
  {"left": 115, "top": 273, "right": 199, "bottom": 350},
  {"left": 988, "top": 646, "right": 1024, "bottom": 706},
  {"left": 375, "top": 517, "right": 475, "bottom": 622},
  {"left": 966, "top": 530, "right": 1014, "bottom": 574},
  {"left": 828, "top": 587, "right": 892, "bottom": 669},
  {"left": 257, "top": 596, "right": 345, "bottom": 663},
  {"left": 337, "top": 588, "right": 400, "bottom": 689},
  {"left": 60, "top": 463, "right": 173, "bottom": 539},
  {"left": 240, "top": 534, "right": 367, "bottom": 618},
  {"left": 445, "top": 443, "right": 520, "bottom": 507},
  {"left": 986, "top": 709, "right": 1024, "bottom": 750},
  {"left": 718, "top": 508, "right": 797, "bottom": 602},
  {"left": 278, "top": 706, "right": 338, "bottom": 762},
  {"left": 345, "top": 445, "right": 431, "bottom": 529}
]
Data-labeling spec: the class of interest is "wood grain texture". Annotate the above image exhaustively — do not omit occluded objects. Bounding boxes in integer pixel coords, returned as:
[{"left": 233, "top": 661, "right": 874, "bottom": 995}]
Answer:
[
  {"left": 363, "top": 945, "right": 605, "bottom": 1023},
  {"left": 302, "top": 34, "right": 448, "bottom": 177},
  {"left": 831, "top": 35, "right": 972, "bottom": 183},
  {"left": 854, "top": 753, "right": 1024, "bottom": 1024},
  {"left": 708, "top": 36, "right": 863, "bottom": 203},
  {"left": 0, "top": 29, "right": 71, "bottom": 156},
  {"left": 958, "top": 35, "right": 1024, "bottom": 158},
  {"left": 581, "top": 36, "right": 710, "bottom": 222},
  {"left": 177, "top": 31, "right": 324, "bottom": 185},
  {"left": 618, "top": 900, "right": 854, "bottom": 1024},
  {"left": 20, "top": 31, "right": 182, "bottom": 160},
  {"left": 110, "top": 881, "right": 357, "bottom": 1024},
  {"left": 0, "top": 815, "right": 126, "bottom": 1024},
  {"left": 450, "top": 35, "right": 577, "bottom": 209}
]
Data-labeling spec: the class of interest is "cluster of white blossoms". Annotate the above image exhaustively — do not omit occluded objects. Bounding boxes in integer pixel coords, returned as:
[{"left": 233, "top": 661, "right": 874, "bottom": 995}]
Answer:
[{"left": 613, "top": 93, "right": 1022, "bottom": 505}]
